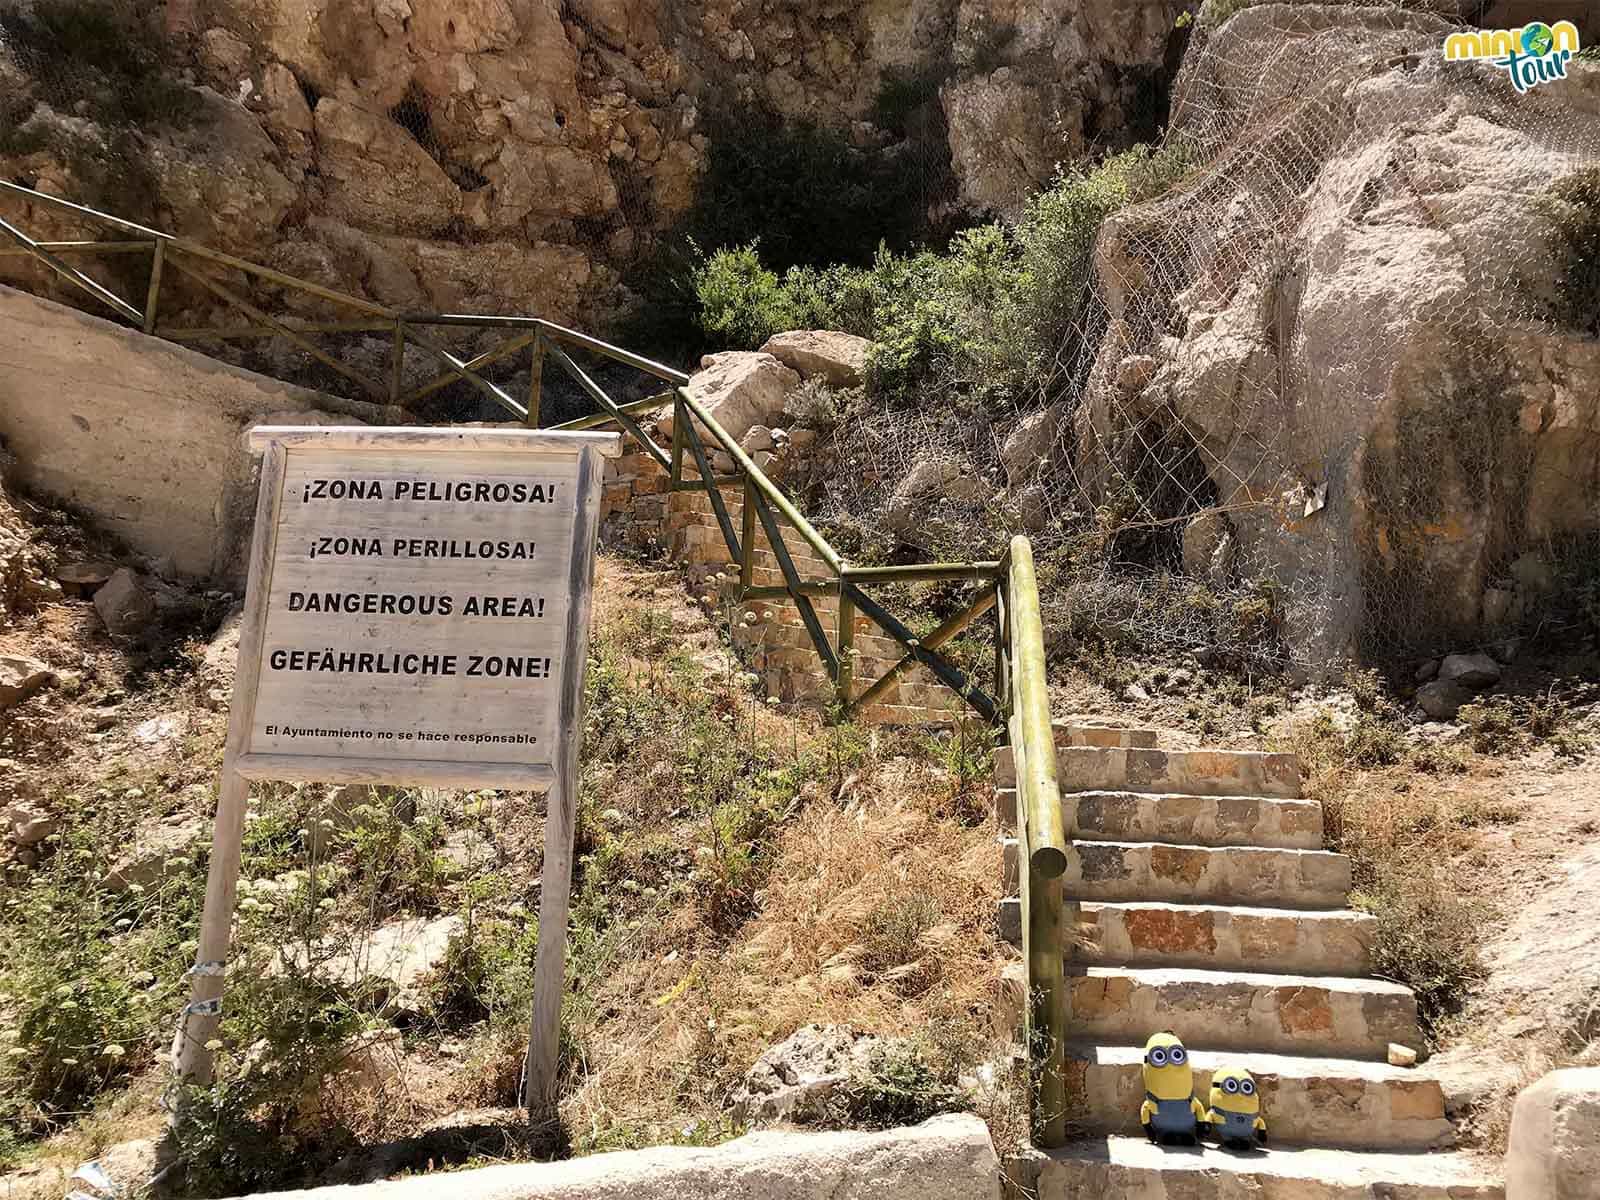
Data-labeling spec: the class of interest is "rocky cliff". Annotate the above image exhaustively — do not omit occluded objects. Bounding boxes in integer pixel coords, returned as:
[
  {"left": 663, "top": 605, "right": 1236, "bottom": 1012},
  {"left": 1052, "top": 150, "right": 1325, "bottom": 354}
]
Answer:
[
  {"left": 1064, "top": 4, "right": 1600, "bottom": 662},
  {"left": 0, "top": 0, "right": 1188, "bottom": 329}
]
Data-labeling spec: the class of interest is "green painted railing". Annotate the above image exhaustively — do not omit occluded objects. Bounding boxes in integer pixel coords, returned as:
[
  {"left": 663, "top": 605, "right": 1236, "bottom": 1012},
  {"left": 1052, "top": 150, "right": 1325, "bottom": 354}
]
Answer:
[{"left": 0, "top": 178, "right": 1072, "bottom": 1144}]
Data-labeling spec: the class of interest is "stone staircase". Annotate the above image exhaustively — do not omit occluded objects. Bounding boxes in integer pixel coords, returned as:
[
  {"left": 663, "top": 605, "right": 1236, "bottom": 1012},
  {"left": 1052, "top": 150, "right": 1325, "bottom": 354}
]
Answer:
[
  {"left": 997, "top": 721, "right": 1503, "bottom": 1199},
  {"left": 599, "top": 446, "right": 961, "bottom": 724}
]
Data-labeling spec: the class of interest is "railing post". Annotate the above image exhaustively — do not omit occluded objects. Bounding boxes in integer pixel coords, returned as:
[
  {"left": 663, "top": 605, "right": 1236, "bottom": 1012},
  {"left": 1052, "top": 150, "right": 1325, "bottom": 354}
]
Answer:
[
  {"left": 527, "top": 333, "right": 544, "bottom": 426},
  {"left": 670, "top": 397, "right": 685, "bottom": 492},
  {"left": 835, "top": 588, "right": 855, "bottom": 709},
  {"left": 142, "top": 240, "right": 164, "bottom": 334},
  {"left": 390, "top": 320, "right": 405, "bottom": 404},
  {"left": 740, "top": 477, "right": 756, "bottom": 591},
  {"left": 1007, "top": 534, "right": 1069, "bottom": 1148}
]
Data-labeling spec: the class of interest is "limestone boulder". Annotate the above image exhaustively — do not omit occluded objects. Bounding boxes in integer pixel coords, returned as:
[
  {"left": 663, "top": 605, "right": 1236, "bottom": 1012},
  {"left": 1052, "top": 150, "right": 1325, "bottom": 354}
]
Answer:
[
  {"left": 727, "top": 1023, "right": 881, "bottom": 1123},
  {"left": 1438, "top": 652, "right": 1501, "bottom": 689},
  {"left": 1417, "top": 679, "right": 1469, "bottom": 722},
  {"left": 315, "top": 913, "right": 464, "bottom": 1011},
  {"left": 0, "top": 655, "right": 54, "bottom": 710},
  {"left": 1508, "top": 1067, "right": 1600, "bottom": 1199},
  {"left": 480, "top": 139, "right": 619, "bottom": 232},
  {"left": 103, "top": 815, "right": 204, "bottom": 892},
  {"left": 886, "top": 457, "right": 997, "bottom": 548},
  {"left": 256, "top": 63, "right": 314, "bottom": 140},
  {"left": 758, "top": 331, "right": 875, "bottom": 388},
  {"left": 1000, "top": 405, "right": 1065, "bottom": 485},
  {"left": 4, "top": 801, "right": 59, "bottom": 846},
  {"left": 656, "top": 352, "right": 800, "bottom": 446},
  {"left": 218, "top": 1113, "right": 999, "bottom": 1199},
  {"left": 93, "top": 569, "right": 158, "bottom": 637},
  {"left": 314, "top": 99, "right": 460, "bottom": 236}
]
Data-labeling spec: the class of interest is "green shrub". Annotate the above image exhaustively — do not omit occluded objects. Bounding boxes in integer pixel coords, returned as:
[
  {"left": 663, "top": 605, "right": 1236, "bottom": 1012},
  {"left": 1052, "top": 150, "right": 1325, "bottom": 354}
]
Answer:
[
  {"left": 837, "top": 1040, "right": 968, "bottom": 1128},
  {"left": 1357, "top": 869, "right": 1486, "bottom": 1040},
  {"left": 430, "top": 919, "right": 540, "bottom": 1029},
  {"left": 688, "top": 142, "right": 1190, "bottom": 402},
  {"left": 862, "top": 894, "right": 942, "bottom": 976},
  {"left": 692, "top": 242, "right": 796, "bottom": 349},
  {"left": 1346, "top": 716, "right": 1404, "bottom": 767}
]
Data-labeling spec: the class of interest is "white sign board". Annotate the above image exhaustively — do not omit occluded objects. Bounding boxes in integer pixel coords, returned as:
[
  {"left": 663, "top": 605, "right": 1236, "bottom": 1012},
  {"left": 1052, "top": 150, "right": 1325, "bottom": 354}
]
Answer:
[
  {"left": 176, "top": 424, "right": 621, "bottom": 1094},
  {"left": 231, "top": 426, "right": 620, "bottom": 789}
]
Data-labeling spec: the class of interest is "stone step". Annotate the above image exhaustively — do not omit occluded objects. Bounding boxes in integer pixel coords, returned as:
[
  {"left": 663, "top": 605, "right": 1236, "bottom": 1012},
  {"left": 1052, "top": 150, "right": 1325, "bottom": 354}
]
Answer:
[
  {"left": 1067, "top": 1044, "right": 1454, "bottom": 1151},
  {"left": 1049, "top": 746, "right": 1301, "bottom": 799},
  {"left": 1067, "top": 841, "right": 1351, "bottom": 908},
  {"left": 993, "top": 722, "right": 1157, "bottom": 783},
  {"left": 1064, "top": 966, "right": 1420, "bottom": 1061},
  {"left": 996, "top": 789, "right": 1323, "bottom": 849},
  {"left": 1024, "top": 1136, "right": 1502, "bottom": 1199},
  {"left": 1072, "top": 901, "right": 1376, "bottom": 976}
]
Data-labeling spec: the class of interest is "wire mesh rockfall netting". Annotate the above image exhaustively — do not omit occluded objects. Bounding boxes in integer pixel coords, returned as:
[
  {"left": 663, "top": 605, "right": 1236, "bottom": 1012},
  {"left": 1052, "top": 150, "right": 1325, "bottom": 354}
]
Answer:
[{"left": 809, "top": 2, "right": 1600, "bottom": 674}]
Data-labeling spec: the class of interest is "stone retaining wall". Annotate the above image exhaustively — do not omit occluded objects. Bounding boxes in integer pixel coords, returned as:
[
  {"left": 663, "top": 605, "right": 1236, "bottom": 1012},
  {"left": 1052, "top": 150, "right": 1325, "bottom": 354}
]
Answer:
[
  {"left": 0, "top": 285, "right": 402, "bottom": 583},
  {"left": 599, "top": 447, "right": 964, "bottom": 724}
]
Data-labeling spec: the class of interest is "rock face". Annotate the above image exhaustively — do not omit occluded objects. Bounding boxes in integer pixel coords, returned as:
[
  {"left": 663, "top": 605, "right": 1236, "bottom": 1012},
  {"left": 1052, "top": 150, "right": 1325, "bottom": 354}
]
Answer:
[
  {"left": 1438, "top": 652, "right": 1502, "bottom": 689},
  {"left": 941, "top": 1, "right": 1188, "bottom": 219},
  {"left": 1074, "top": 5, "right": 1600, "bottom": 664},
  {"left": 1, "top": 2, "right": 1192, "bottom": 331},
  {"left": 1508, "top": 1067, "right": 1600, "bottom": 1199}
]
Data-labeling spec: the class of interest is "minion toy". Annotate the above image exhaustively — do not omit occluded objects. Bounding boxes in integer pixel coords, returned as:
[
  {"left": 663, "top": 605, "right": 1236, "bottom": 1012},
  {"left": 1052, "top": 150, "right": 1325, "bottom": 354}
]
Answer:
[
  {"left": 1139, "top": 1031, "right": 1205, "bottom": 1145},
  {"left": 1206, "top": 1065, "right": 1267, "bottom": 1149}
]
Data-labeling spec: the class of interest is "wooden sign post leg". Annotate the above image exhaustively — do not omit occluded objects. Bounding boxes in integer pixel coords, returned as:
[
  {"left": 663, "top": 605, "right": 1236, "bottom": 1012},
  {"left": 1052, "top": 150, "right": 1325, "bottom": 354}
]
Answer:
[
  {"left": 173, "top": 763, "right": 250, "bottom": 1085},
  {"left": 523, "top": 774, "right": 575, "bottom": 1115},
  {"left": 522, "top": 445, "right": 604, "bottom": 1118},
  {"left": 172, "top": 441, "right": 287, "bottom": 1096}
]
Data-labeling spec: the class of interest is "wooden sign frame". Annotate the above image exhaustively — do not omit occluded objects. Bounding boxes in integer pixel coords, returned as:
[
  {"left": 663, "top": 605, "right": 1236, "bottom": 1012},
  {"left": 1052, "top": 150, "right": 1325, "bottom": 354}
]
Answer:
[{"left": 173, "top": 426, "right": 620, "bottom": 1112}]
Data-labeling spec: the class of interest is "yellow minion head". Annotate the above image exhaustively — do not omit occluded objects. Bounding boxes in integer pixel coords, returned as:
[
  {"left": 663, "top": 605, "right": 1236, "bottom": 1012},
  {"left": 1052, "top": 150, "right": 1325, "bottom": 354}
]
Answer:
[
  {"left": 1208, "top": 1065, "right": 1261, "bottom": 1116},
  {"left": 1141, "top": 1030, "right": 1194, "bottom": 1101}
]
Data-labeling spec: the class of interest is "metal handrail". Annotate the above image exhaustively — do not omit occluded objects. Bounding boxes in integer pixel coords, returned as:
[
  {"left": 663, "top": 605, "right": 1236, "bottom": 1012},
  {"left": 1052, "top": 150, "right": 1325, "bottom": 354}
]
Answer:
[{"left": 0, "top": 179, "right": 1073, "bottom": 1137}]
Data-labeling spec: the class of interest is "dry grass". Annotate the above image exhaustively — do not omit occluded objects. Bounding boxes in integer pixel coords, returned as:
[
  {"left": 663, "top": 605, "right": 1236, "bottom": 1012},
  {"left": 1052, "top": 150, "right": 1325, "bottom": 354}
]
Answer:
[
  {"left": 559, "top": 643, "right": 1007, "bottom": 1147},
  {"left": 1274, "top": 714, "right": 1493, "bottom": 1041}
]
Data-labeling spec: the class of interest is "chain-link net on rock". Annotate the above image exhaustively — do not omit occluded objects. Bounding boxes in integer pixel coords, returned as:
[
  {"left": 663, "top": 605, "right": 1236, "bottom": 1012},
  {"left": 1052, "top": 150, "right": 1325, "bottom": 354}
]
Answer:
[{"left": 811, "top": 2, "right": 1600, "bottom": 675}]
